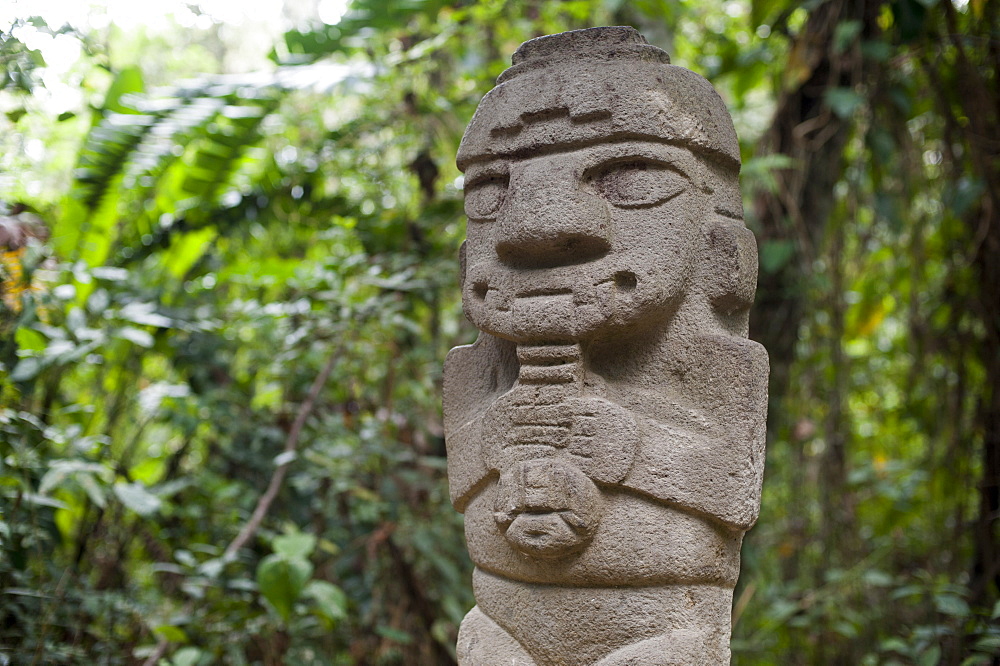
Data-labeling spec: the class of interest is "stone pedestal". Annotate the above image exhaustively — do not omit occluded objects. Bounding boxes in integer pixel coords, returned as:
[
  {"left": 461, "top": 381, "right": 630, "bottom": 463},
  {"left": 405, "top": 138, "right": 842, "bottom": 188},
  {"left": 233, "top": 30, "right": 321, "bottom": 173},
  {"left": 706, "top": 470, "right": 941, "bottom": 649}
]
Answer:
[{"left": 444, "top": 26, "right": 768, "bottom": 665}]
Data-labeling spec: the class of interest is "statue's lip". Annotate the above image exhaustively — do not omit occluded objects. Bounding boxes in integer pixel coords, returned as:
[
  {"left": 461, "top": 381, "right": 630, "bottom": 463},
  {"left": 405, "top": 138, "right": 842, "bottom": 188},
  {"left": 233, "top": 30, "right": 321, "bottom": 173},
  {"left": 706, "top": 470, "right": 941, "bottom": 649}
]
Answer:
[
  {"left": 468, "top": 272, "right": 629, "bottom": 298},
  {"left": 515, "top": 287, "right": 573, "bottom": 299}
]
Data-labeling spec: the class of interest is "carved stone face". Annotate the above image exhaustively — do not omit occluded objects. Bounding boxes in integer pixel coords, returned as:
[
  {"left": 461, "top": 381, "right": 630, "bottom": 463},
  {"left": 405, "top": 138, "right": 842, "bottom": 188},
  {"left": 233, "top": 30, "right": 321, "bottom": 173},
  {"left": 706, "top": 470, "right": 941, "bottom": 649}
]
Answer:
[{"left": 461, "top": 140, "right": 707, "bottom": 343}]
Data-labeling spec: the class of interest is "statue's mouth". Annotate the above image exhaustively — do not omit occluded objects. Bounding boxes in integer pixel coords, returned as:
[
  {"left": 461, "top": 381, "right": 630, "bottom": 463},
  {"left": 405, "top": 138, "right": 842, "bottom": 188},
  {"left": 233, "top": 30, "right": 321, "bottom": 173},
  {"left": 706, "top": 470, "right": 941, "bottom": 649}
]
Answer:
[
  {"left": 465, "top": 258, "right": 653, "bottom": 341},
  {"left": 473, "top": 273, "right": 637, "bottom": 309},
  {"left": 516, "top": 287, "right": 573, "bottom": 298},
  {"left": 499, "top": 510, "right": 591, "bottom": 558}
]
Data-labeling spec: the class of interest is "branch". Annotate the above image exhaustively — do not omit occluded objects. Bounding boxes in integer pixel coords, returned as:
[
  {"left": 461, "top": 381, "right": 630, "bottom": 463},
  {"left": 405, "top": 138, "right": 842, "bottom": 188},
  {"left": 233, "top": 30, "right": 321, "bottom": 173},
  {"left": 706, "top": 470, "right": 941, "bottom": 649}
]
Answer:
[
  {"left": 142, "top": 342, "right": 344, "bottom": 666},
  {"left": 225, "top": 343, "right": 343, "bottom": 559}
]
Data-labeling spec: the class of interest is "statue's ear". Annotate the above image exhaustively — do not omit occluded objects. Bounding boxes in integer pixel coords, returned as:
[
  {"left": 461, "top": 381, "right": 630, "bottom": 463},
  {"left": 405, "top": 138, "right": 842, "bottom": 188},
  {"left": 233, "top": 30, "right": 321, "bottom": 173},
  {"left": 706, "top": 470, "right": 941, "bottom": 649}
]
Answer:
[
  {"left": 459, "top": 240, "right": 468, "bottom": 289},
  {"left": 705, "top": 219, "right": 758, "bottom": 315}
]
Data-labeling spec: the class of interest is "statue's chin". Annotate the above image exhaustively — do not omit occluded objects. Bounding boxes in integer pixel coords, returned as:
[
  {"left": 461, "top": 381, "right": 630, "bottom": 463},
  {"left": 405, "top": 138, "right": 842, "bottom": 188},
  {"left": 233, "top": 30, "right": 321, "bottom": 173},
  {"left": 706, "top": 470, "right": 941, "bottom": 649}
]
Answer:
[
  {"left": 484, "top": 315, "right": 605, "bottom": 344},
  {"left": 473, "top": 304, "right": 663, "bottom": 345}
]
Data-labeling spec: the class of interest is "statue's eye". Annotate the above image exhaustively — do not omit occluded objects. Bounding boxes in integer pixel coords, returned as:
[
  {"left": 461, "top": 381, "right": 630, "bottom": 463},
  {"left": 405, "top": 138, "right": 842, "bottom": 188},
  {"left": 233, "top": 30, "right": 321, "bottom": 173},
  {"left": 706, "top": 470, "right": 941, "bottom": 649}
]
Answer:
[
  {"left": 589, "top": 160, "right": 687, "bottom": 208},
  {"left": 464, "top": 175, "right": 509, "bottom": 220}
]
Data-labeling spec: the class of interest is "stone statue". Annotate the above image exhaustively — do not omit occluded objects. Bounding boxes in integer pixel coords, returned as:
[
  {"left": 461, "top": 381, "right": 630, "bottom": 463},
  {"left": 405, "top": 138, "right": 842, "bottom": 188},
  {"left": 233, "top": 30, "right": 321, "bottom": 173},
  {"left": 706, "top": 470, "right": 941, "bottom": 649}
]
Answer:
[{"left": 443, "top": 26, "right": 768, "bottom": 665}]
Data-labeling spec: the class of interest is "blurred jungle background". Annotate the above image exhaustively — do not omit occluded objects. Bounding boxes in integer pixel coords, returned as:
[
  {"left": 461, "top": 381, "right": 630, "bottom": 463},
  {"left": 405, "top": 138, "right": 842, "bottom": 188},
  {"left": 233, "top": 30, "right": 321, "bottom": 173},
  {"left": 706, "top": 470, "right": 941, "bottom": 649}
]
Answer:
[{"left": 1, "top": 0, "right": 997, "bottom": 663}]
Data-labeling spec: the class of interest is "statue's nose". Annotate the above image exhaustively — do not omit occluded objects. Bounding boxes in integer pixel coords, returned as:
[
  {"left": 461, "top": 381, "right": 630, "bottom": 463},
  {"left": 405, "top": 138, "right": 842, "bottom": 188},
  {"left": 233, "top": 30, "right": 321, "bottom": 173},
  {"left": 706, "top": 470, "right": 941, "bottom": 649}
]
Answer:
[{"left": 495, "top": 182, "right": 611, "bottom": 269}]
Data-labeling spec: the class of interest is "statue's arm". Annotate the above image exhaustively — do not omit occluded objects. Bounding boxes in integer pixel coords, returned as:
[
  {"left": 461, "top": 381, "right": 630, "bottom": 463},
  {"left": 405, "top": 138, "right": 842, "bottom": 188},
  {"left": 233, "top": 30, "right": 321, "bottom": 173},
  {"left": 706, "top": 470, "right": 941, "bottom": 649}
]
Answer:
[
  {"left": 621, "top": 335, "right": 769, "bottom": 531},
  {"left": 444, "top": 409, "right": 489, "bottom": 512},
  {"left": 443, "top": 333, "right": 518, "bottom": 512},
  {"left": 623, "top": 419, "right": 765, "bottom": 531}
]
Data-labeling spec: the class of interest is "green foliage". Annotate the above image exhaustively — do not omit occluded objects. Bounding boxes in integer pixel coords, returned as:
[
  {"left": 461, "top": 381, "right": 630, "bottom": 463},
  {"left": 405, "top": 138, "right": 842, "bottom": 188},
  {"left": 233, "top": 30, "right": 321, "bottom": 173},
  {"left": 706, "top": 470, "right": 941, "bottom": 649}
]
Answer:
[
  {"left": 1, "top": 0, "right": 997, "bottom": 664},
  {"left": 257, "top": 553, "right": 313, "bottom": 623}
]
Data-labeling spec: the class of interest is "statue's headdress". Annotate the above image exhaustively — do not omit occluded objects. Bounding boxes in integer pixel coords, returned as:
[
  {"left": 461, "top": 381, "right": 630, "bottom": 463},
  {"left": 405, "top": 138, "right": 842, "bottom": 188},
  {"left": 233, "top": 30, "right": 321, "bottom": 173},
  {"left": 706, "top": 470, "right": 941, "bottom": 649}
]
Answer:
[{"left": 456, "top": 27, "right": 740, "bottom": 173}]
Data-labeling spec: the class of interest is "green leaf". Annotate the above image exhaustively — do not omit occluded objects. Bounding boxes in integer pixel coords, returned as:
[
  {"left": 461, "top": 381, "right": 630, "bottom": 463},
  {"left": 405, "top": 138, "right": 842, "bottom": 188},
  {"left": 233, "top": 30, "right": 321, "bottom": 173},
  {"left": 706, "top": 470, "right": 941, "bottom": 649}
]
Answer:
[
  {"left": 304, "top": 580, "right": 348, "bottom": 625},
  {"left": 10, "top": 356, "right": 42, "bottom": 382},
  {"left": 961, "top": 657, "right": 993, "bottom": 666},
  {"left": 273, "top": 450, "right": 297, "bottom": 466},
  {"left": 114, "top": 482, "right": 162, "bottom": 516},
  {"left": 750, "top": 0, "right": 788, "bottom": 26},
  {"left": 119, "top": 302, "right": 173, "bottom": 328},
  {"left": 741, "top": 153, "right": 795, "bottom": 196},
  {"left": 946, "top": 178, "right": 985, "bottom": 218},
  {"left": 256, "top": 554, "right": 312, "bottom": 623},
  {"left": 861, "top": 39, "right": 894, "bottom": 62},
  {"left": 833, "top": 620, "right": 858, "bottom": 638},
  {"left": 161, "top": 227, "right": 217, "bottom": 279},
  {"left": 198, "top": 558, "right": 224, "bottom": 578},
  {"left": 103, "top": 66, "right": 145, "bottom": 115},
  {"left": 973, "top": 635, "right": 1000, "bottom": 652},
  {"left": 880, "top": 637, "right": 909, "bottom": 654},
  {"left": 77, "top": 472, "right": 107, "bottom": 508},
  {"left": 22, "top": 493, "right": 69, "bottom": 510},
  {"left": 824, "top": 87, "right": 864, "bottom": 119},
  {"left": 153, "top": 625, "right": 188, "bottom": 643},
  {"left": 170, "top": 647, "right": 203, "bottom": 666},
  {"left": 273, "top": 532, "right": 317, "bottom": 559},
  {"left": 14, "top": 327, "right": 46, "bottom": 352},
  {"left": 833, "top": 20, "right": 863, "bottom": 53},
  {"left": 759, "top": 240, "right": 796, "bottom": 274},
  {"left": 918, "top": 645, "right": 942, "bottom": 666},
  {"left": 934, "top": 593, "right": 970, "bottom": 617},
  {"left": 116, "top": 326, "right": 154, "bottom": 348},
  {"left": 375, "top": 625, "right": 413, "bottom": 644},
  {"left": 862, "top": 570, "right": 893, "bottom": 587},
  {"left": 39, "top": 460, "right": 111, "bottom": 495}
]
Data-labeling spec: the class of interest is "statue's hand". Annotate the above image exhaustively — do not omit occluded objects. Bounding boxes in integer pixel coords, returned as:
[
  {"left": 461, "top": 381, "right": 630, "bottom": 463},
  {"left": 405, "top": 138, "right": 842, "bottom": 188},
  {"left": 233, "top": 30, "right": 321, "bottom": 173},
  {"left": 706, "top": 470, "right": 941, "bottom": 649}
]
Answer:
[
  {"left": 483, "top": 390, "right": 639, "bottom": 484},
  {"left": 558, "top": 396, "right": 640, "bottom": 484}
]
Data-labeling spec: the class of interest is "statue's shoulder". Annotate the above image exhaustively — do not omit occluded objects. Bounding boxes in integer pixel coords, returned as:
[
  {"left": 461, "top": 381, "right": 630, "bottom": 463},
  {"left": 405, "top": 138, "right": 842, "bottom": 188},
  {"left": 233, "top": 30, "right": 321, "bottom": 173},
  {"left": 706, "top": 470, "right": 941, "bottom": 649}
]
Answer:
[{"left": 443, "top": 333, "right": 518, "bottom": 434}]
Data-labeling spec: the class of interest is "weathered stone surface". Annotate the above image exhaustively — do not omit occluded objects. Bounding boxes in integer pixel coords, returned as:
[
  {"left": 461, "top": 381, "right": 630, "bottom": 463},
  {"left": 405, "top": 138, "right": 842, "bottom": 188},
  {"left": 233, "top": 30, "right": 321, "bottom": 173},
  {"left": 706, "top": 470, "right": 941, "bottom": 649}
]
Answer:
[{"left": 445, "top": 26, "right": 768, "bottom": 665}]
